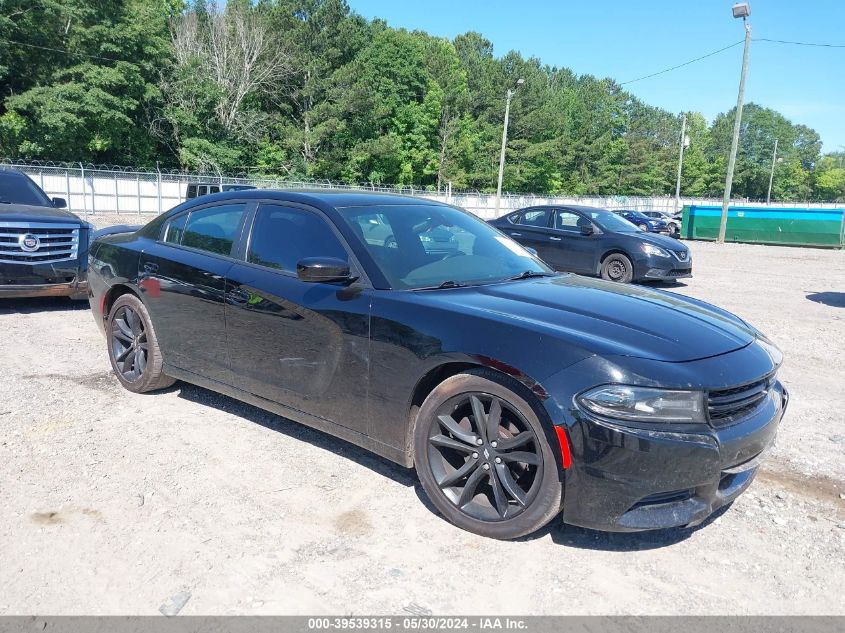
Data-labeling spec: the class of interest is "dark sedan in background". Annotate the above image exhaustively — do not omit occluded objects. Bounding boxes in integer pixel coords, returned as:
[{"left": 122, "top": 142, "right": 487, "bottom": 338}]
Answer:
[
  {"left": 490, "top": 205, "right": 691, "bottom": 283},
  {"left": 615, "top": 209, "right": 669, "bottom": 233},
  {"left": 86, "top": 190, "right": 784, "bottom": 540}
]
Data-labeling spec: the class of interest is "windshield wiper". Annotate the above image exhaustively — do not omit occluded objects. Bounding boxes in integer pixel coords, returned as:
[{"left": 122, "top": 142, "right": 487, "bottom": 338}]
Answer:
[
  {"left": 414, "top": 280, "right": 467, "bottom": 290},
  {"left": 506, "top": 270, "right": 556, "bottom": 281}
]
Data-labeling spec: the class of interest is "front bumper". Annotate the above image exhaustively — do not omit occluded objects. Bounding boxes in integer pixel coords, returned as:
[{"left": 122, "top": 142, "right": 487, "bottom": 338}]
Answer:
[
  {"left": 560, "top": 382, "right": 787, "bottom": 532},
  {"left": 634, "top": 253, "right": 692, "bottom": 281},
  {"left": 0, "top": 262, "right": 87, "bottom": 298}
]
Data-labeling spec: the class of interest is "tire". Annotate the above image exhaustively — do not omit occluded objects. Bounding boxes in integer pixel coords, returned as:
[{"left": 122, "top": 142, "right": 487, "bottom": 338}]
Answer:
[
  {"left": 638, "top": 223, "right": 649, "bottom": 231},
  {"left": 107, "top": 293, "right": 175, "bottom": 393},
  {"left": 600, "top": 253, "right": 634, "bottom": 283},
  {"left": 384, "top": 236, "right": 397, "bottom": 249},
  {"left": 414, "top": 368, "right": 563, "bottom": 540}
]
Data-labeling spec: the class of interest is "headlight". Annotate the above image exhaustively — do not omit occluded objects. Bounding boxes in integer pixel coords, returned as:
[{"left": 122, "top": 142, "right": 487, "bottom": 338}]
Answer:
[
  {"left": 640, "top": 243, "right": 670, "bottom": 258},
  {"left": 420, "top": 234, "right": 432, "bottom": 243},
  {"left": 577, "top": 385, "right": 706, "bottom": 423}
]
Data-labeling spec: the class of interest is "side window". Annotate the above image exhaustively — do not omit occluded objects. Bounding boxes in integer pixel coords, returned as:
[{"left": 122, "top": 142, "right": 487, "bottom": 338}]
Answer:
[
  {"left": 208, "top": 185, "right": 220, "bottom": 194},
  {"left": 555, "top": 211, "right": 582, "bottom": 232},
  {"left": 247, "top": 205, "right": 347, "bottom": 274},
  {"left": 164, "top": 213, "right": 188, "bottom": 244},
  {"left": 186, "top": 184, "right": 197, "bottom": 199},
  {"left": 516, "top": 209, "right": 550, "bottom": 228},
  {"left": 181, "top": 203, "right": 247, "bottom": 256},
  {"left": 506, "top": 212, "right": 520, "bottom": 224}
]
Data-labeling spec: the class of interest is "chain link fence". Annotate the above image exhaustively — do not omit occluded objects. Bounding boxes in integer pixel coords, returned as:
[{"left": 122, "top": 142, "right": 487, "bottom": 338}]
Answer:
[{"left": 4, "top": 159, "right": 840, "bottom": 228}]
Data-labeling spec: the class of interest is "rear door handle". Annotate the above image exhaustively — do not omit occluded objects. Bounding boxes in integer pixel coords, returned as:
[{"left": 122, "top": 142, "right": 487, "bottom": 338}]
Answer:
[
  {"left": 549, "top": 237, "right": 562, "bottom": 241},
  {"left": 143, "top": 262, "right": 159, "bottom": 274},
  {"left": 509, "top": 232, "right": 522, "bottom": 236}
]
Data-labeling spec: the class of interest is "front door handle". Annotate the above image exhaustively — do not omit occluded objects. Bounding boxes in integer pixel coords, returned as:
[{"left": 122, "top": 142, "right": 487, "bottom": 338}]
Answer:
[
  {"left": 549, "top": 237, "right": 562, "bottom": 241},
  {"left": 509, "top": 232, "right": 522, "bottom": 236},
  {"left": 143, "top": 262, "right": 159, "bottom": 274},
  {"left": 226, "top": 288, "right": 251, "bottom": 305}
]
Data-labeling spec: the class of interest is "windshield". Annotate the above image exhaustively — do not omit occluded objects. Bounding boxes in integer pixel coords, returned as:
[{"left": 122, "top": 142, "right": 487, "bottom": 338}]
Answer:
[
  {"left": 0, "top": 173, "right": 53, "bottom": 207},
  {"left": 338, "top": 204, "right": 552, "bottom": 289},
  {"left": 581, "top": 209, "right": 642, "bottom": 233}
]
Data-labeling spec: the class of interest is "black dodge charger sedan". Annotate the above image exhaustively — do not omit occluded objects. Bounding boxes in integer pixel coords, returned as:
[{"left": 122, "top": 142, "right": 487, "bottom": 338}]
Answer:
[
  {"left": 490, "top": 205, "right": 691, "bottom": 283},
  {"left": 87, "top": 190, "right": 786, "bottom": 539}
]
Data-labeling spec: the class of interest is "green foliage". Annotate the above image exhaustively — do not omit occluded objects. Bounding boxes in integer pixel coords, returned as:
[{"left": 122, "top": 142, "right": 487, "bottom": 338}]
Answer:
[{"left": 0, "top": 0, "right": 838, "bottom": 200}]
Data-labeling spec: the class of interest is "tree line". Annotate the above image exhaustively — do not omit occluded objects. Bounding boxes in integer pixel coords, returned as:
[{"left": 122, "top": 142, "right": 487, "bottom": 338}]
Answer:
[{"left": 1, "top": 0, "right": 843, "bottom": 201}]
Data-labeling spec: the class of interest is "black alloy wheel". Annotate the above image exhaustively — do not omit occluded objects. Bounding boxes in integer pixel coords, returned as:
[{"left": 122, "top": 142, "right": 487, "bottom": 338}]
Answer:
[
  {"left": 107, "top": 293, "right": 175, "bottom": 393},
  {"left": 414, "top": 369, "right": 563, "bottom": 539},
  {"left": 428, "top": 392, "right": 543, "bottom": 522},
  {"left": 111, "top": 304, "right": 148, "bottom": 382}
]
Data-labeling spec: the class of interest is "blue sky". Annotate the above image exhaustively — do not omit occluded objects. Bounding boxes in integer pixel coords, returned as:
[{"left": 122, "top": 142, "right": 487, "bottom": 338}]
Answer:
[{"left": 348, "top": 0, "right": 844, "bottom": 152}]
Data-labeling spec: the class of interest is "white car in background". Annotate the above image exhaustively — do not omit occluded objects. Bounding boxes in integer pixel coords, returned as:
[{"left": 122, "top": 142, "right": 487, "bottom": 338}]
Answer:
[{"left": 641, "top": 210, "right": 681, "bottom": 237}]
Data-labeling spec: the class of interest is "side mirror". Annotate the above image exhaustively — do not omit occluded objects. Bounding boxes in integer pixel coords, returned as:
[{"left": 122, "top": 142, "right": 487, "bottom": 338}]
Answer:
[
  {"left": 52, "top": 197, "right": 67, "bottom": 209},
  {"left": 580, "top": 224, "right": 594, "bottom": 236},
  {"left": 296, "top": 257, "right": 354, "bottom": 283},
  {"left": 525, "top": 247, "right": 539, "bottom": 256}
]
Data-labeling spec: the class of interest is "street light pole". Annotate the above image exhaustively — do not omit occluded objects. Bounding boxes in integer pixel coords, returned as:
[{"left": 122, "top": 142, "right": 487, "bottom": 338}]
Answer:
[
  {"left": 718, "top": 4, "right": 752, "bottom": 243},
  {"left": 766, "top": 138, "right": 778, "bottom": 205},
  {"left": 495, "top": 79, "right": 523, "bottom": 216},
  {"left": 674, "top": 113, "right": 687, "bottom": 215}
]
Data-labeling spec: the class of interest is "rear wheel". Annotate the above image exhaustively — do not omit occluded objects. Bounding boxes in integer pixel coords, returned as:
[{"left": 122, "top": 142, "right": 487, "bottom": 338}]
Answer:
[
  {"left": 107, "top": 293, "right": 175, "bottom": 393},
  {"left": 601, "top": 253, "right": 634, "bottom": 283},
  {"left": 414, "top": 369, "right": 562, "bottom": 539}
]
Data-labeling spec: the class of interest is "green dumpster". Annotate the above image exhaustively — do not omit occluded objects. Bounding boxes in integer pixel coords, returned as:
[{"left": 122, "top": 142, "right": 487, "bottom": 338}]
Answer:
[{"left": 682, "top": 205, "right": 845, "bottom": 248}]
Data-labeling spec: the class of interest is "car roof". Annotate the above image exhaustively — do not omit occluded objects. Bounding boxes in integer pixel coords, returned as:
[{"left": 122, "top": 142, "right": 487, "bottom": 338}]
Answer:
[
  {"left": 514, "top": 204, "right": 610, "bottom": 214},
  {"left": 0, "top": 168, "right": 30, "bottom": 180},
  {"left": 182, "top": 188, "right": 446, "bottom": 209}
]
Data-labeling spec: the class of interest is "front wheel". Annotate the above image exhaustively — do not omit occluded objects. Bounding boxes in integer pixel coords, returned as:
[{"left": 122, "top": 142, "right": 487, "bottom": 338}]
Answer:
[
  {"left": 107, "top": 293, "right": 175, "bottom": 393},
  {"left": 600, "top": 253, "right": 634, "bottom": 283},
  {"left": 414, "top": 369, "right": 563, "bottom": 540},
  {"left": 638, "top": 223, "right": 649, "bottom": 231}
]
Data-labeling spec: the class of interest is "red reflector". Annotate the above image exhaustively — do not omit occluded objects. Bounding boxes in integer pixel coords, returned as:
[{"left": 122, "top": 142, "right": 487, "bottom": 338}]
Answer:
[
  {"left": 100, "top": 293, "right": 107, "bottom": 317},
  {"left": 554, "top": 425, "right": 572, "bottom": 469}
]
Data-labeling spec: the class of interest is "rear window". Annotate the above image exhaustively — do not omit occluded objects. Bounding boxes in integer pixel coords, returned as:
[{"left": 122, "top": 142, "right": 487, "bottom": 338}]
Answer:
[
  {"left": 166, "top": 203, "right": 247, "bottom": 256},
  {"left": 516, "top": 209, "right": 551, "bottom": 227},
  {"left": 0, "top": 172, "right": 53, "bottom": 207}
]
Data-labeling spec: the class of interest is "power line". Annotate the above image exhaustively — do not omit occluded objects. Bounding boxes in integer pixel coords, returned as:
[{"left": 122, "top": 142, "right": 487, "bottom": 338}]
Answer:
[
  {"left": 0, "top": 38, "right": 123, "bottom": 63},
  {"left": 620, "top": 40, "right": 744, "bottom": 85},
  {"left": 755, "top": 37, "right": 845, "bottom": 48}
]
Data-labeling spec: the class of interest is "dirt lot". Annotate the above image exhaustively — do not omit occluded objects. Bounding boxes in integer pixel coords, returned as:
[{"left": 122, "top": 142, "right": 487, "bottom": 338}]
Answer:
[{"left": 1, "top": 240, "right": 843, "bottom": 615}]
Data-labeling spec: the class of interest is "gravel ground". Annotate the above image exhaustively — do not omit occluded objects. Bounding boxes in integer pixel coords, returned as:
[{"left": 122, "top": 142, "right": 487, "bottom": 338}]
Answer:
[{"left": 0, "top": 240, "right": 843, "bottom": 615}]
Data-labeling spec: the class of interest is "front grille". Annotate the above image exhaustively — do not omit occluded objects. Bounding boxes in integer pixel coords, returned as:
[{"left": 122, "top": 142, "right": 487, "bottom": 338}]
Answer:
[
  {"left": 708, "top": 375, "right": 773, "bottom": 425},
  {"left": 671, "top": 249, "right": 688, "bottom": 261},
  {"left": 0, "top": 222, "right": 80, "bottom": 265},
  {"left": 667, "top": 268, "right": 691, "bottom": 277}
]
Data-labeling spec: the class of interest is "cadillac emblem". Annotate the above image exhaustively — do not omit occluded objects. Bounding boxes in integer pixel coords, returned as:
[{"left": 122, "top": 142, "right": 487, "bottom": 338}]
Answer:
[{"left": 19, "top": 234, "right": 40, "bottom": 252}]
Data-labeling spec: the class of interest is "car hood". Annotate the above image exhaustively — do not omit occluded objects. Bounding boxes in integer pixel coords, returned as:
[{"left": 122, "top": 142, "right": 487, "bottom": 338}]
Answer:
[
  {"left": 635, "top": 231, "right": 687, "bottom": 251},
  {"left": 0, "top": 204, "right": 83, "bottom": 224},
  {"left": 425, "top": 274, "right": 752, "bottom": 362}
]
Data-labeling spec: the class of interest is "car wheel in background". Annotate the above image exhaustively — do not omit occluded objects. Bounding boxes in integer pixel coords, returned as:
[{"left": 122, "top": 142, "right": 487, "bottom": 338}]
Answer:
[
  {"left": 384, "top": 236, "right": 397, "bottom": 249},
  {"left": 414, "top": 369, "right": 563, "bottom": 540},
  {"left": 601, "top": 253, "right": 634, "bottom": 283},
  {"left": 107, "top": 293, "right": 175, "bottom": 393},
  {"left": 638, "top": 223, "right": 649, "bottom": 231}
]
